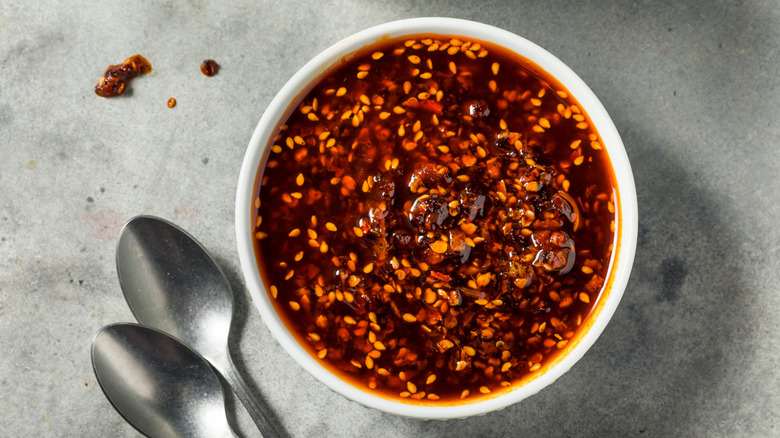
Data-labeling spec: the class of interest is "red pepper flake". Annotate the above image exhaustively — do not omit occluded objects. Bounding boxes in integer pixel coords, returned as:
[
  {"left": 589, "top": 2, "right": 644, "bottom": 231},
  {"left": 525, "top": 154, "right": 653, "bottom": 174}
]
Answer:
[
  {"left": 200, "top": 59, "right": 219, "bottom": 77},
  {"left": 417, "top": 99, "right": 443, "bottom": 114},
  {"left": 94, "top": 54, "right": 152, "bottom": 97},
  {"left": 167, "top": 97, "right": 176, "bottom": 108},
  {"left": 429, "top": 271, "right": 452, "bottom": 282}
]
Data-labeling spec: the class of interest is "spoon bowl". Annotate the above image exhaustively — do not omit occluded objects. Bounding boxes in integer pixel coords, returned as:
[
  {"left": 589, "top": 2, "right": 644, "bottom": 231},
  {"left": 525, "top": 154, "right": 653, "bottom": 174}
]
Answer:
[
  {"left": 116, "top": 216, "right": 232, "bottom": 367},
  {"left": 116, "top": 216, "right": 279, "bottom": 438},
  {"left": 91, "top": 323, "right": 234, "bottom": 438}
]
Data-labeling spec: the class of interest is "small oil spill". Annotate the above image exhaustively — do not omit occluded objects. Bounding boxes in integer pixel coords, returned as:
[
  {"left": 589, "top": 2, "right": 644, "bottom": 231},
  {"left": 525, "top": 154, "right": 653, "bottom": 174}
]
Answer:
[
  {"left": 26, "top": 160, "right": 36, "bottom": 170},
  {"left": 76, "top": 210, "right": 123, "bottom": 240},
  {"left": 174, "top": 203, "right": 198, "bottom": 221}
]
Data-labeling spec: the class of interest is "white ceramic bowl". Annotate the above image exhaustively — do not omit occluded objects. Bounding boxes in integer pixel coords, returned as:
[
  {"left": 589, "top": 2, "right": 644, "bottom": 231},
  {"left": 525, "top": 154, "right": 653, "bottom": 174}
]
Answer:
[{"left": 236, "top": 17, "right": 638, "bottom": 419}]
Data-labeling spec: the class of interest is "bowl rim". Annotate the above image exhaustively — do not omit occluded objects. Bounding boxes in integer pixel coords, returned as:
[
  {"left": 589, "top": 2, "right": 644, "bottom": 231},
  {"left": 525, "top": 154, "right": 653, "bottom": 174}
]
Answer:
[{"left": 236, "top": 17, "right": 638, "bottom": 419}]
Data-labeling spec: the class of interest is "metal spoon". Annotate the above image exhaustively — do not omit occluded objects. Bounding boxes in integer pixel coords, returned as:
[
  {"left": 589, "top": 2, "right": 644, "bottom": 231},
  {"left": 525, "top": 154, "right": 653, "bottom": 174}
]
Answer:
[
  {"left": 116, "top": 215, "right": 279, "bottom": 438},
  {"left": 91, "top": 323, "right": 235, "bottom": 438}
]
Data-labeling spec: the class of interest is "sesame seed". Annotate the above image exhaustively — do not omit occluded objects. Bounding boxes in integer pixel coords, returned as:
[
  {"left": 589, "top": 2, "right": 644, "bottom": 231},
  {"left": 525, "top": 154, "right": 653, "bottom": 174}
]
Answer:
[
  {"left": 430, "top": 240, "right": 448, "bottom": 254},
  {"left": 437, "top": 339, "right": 454, "bottom": 351}
]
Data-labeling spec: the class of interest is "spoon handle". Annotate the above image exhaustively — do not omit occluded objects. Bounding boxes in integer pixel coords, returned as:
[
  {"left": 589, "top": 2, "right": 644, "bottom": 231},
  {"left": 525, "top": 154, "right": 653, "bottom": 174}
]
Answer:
[{"left": 219, "top": 355, "right": 281, "bottom": 438}]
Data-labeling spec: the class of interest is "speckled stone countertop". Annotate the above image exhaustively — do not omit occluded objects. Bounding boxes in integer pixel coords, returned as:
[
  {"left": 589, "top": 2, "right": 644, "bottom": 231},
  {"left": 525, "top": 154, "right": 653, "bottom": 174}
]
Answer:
[{"left": 1, "top": 1, "right": 778, "bottom": 437}]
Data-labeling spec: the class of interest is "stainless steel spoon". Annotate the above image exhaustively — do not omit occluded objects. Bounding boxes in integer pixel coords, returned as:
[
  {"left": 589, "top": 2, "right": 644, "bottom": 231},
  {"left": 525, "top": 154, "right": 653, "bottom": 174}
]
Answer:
[
  {"left": 91, "top": 323, "right": 236, "bottom": 438},
  {"left": 116, "top": 216, "right": 279, "bottom": 438}
]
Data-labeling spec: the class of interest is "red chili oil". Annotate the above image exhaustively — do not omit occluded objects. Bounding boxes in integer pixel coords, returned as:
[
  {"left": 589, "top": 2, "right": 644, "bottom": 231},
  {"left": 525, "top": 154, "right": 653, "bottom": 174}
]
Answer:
[
  {"left": 252, "top": 35, "right": 617, "bottom": 403},
  {"left": 94, "top": 54, "right": 152, "bottom": 97}
]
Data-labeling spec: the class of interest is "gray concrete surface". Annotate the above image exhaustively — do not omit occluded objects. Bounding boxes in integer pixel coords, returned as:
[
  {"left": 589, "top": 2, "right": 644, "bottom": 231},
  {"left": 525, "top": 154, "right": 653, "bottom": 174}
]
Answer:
[{"left": 1, "top": 1, "right": 778, "bottom": 437}]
